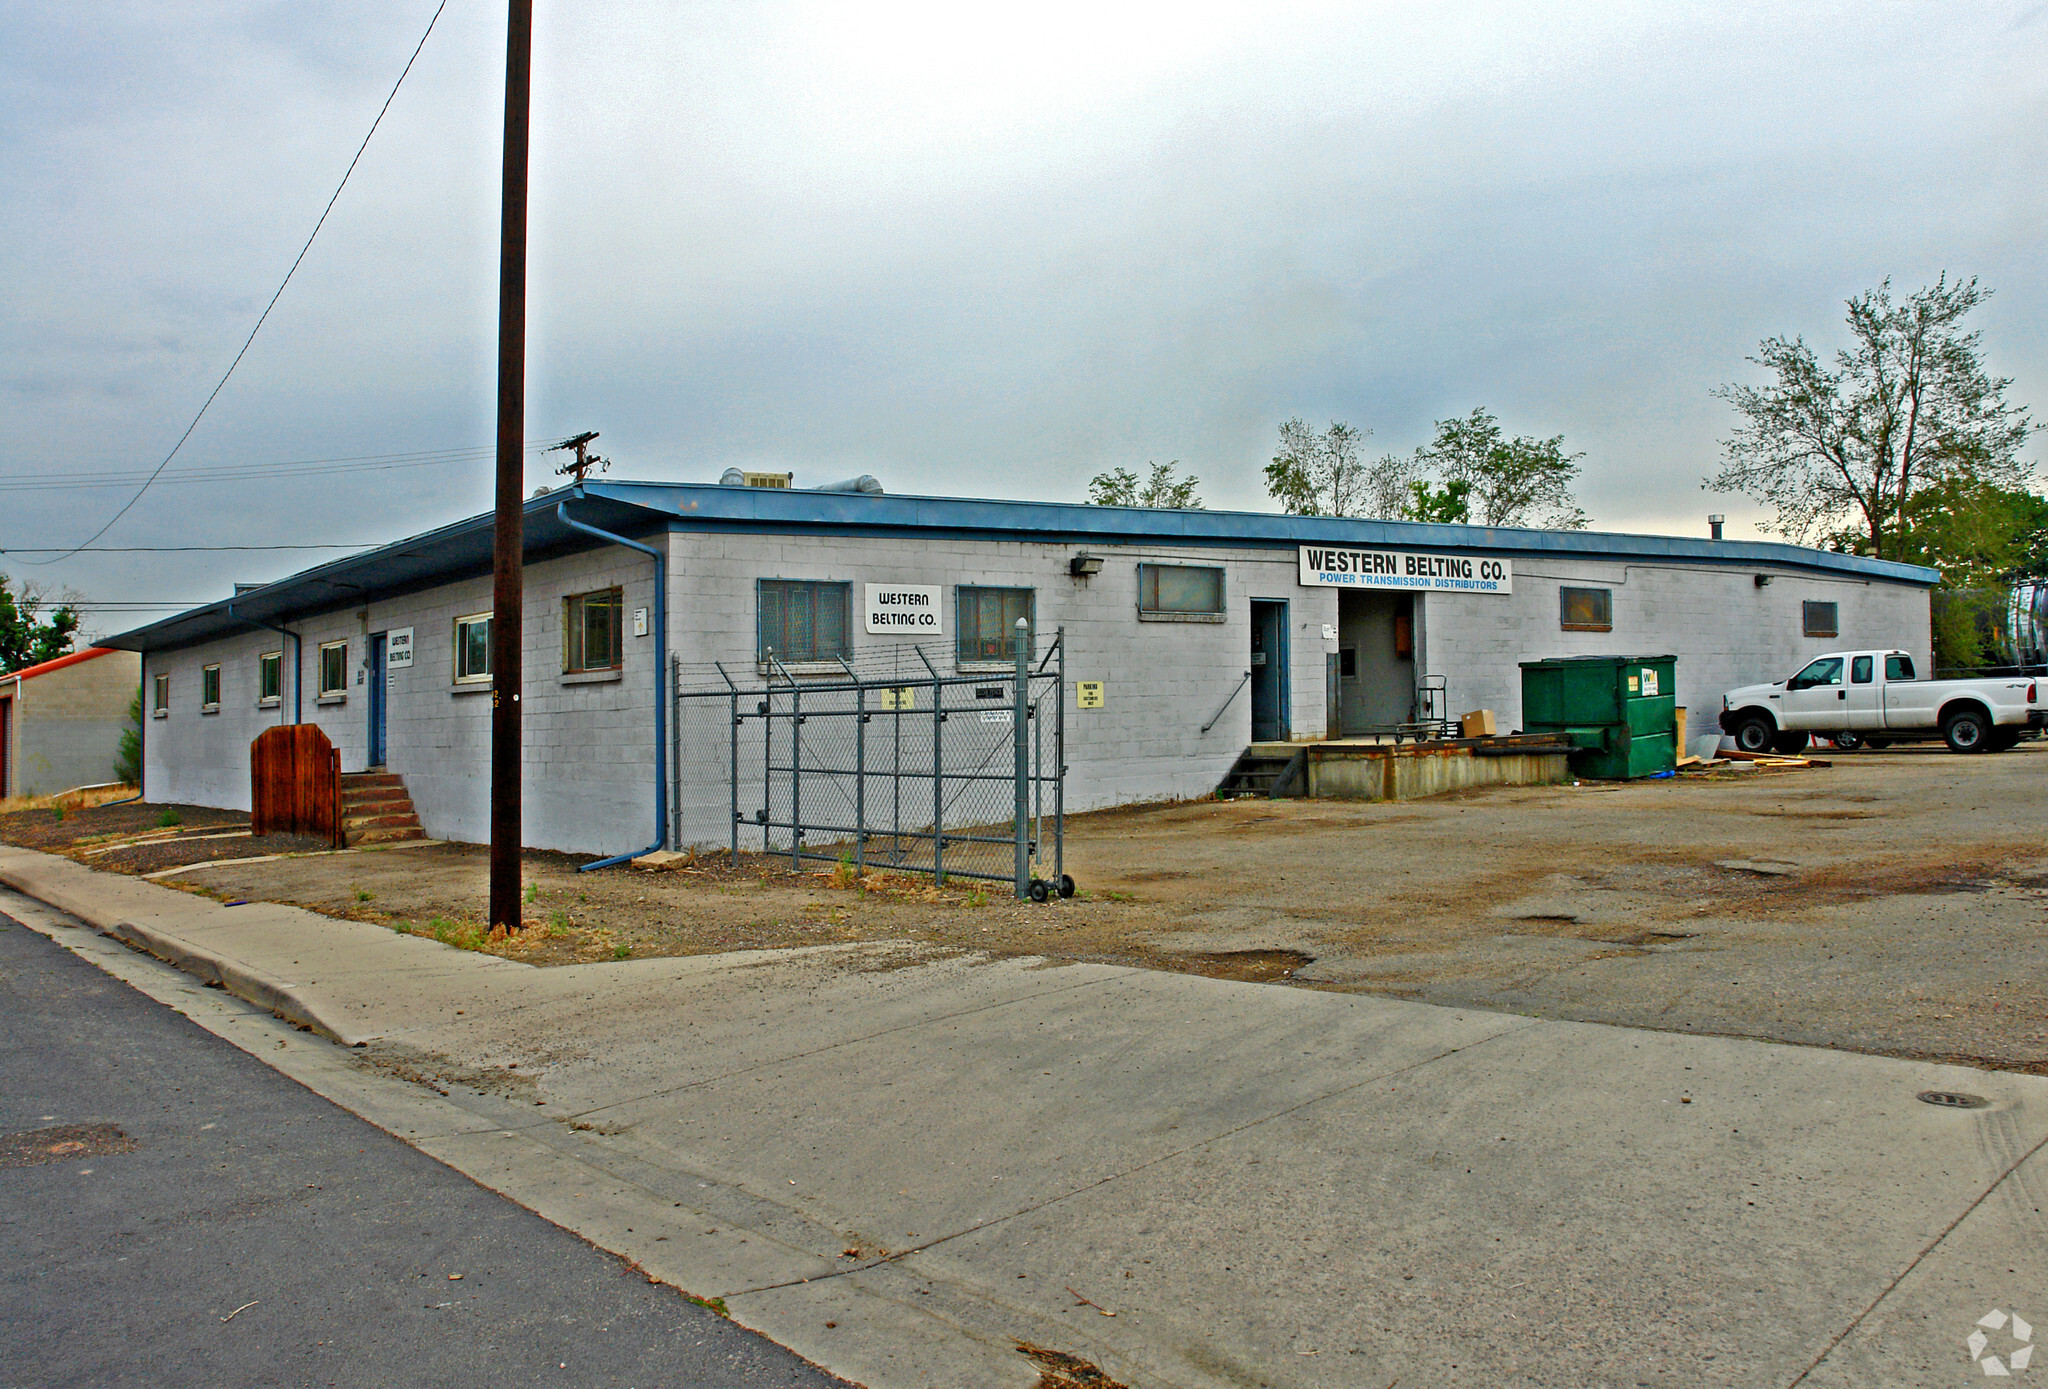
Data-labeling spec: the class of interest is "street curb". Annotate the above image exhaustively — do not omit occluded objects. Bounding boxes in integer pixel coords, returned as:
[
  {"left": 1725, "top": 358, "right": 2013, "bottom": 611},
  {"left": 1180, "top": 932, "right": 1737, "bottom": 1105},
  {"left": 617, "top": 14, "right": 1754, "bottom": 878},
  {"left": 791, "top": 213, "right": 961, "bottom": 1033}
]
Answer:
[{"left": 0, "top": 855, "right": 354, "bottom": 1046}]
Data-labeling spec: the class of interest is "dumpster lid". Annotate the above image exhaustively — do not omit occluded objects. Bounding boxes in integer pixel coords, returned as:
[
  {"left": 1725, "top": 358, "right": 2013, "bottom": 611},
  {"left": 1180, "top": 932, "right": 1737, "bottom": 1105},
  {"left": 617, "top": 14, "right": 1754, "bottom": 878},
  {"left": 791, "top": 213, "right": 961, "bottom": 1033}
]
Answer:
[{"left": 1519, "top": 654, "right": 1677, "bottom": 667}]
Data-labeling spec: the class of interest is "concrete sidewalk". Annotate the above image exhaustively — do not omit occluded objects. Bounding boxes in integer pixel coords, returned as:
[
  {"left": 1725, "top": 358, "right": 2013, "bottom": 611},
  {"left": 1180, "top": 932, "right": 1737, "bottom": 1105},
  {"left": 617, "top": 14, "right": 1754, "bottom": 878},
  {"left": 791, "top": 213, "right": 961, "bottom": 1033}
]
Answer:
[{"left": 4, "top": 844, "right": 2043, "bottom": 1388}]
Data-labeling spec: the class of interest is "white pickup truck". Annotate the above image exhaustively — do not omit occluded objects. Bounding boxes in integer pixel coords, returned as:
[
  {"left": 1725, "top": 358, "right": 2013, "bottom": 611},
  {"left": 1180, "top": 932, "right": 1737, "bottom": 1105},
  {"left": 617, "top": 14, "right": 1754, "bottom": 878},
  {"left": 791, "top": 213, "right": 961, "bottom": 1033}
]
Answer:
[{"left": 1719, "top": 650, "right": 2044, "bottom": 755}]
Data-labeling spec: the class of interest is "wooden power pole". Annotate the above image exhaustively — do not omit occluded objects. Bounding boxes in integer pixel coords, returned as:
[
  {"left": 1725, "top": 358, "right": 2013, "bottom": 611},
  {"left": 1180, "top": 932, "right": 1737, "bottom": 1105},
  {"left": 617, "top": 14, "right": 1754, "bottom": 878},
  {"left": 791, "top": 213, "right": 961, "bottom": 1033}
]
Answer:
[{"left": 489, "top": 0, "right": 533, "bottom": 932}]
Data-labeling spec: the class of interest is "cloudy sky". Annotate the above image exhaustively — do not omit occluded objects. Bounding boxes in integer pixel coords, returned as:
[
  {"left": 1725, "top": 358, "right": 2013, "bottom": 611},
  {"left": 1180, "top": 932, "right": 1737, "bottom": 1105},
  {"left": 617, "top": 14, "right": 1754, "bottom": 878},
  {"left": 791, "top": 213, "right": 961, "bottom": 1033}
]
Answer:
[{"left": 5, "top": 0, "right": 2045, "bottom": 635}]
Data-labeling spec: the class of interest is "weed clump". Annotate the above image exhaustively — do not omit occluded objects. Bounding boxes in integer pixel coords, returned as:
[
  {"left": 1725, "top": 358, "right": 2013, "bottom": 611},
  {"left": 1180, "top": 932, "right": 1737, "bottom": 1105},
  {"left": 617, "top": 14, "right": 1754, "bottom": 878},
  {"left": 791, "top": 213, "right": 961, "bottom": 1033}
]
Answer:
[{"left": 157, "top": 809, "right": 182, "bottom": 828}]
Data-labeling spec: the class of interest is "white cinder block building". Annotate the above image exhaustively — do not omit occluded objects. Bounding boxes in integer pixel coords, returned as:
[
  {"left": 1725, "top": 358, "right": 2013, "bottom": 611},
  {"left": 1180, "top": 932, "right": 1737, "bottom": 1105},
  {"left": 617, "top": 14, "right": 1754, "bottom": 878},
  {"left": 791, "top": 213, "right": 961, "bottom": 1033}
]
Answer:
[{"left": 106, "top": 479, "right": 1936, "bottom": 858}]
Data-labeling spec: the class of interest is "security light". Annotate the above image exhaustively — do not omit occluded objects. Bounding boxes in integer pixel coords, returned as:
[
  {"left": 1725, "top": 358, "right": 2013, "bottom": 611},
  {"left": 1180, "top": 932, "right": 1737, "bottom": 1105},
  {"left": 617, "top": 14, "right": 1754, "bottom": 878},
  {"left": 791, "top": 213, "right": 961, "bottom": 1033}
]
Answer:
[
  {"left": 1754, "top": 574, "right": 1772, "bottom": 587},
  {"left": 1069, "top": 553, "right": 1104, "bottom": 577}
]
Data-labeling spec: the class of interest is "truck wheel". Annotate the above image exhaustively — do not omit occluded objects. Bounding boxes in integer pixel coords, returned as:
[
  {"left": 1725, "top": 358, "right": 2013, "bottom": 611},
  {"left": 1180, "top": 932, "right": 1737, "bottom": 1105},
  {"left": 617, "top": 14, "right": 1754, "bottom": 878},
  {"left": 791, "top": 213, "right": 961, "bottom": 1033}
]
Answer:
[
  {"left": 1771, "top": 730, "right": 1811, "bottom": 756},
  {"left": 1732, "top": 714, "right": 1775, "bottom": 754},
  {"left": 1942, "top": 707, "right": 1991, "bottom": 753},
  {"left": 1828, "top": 732, "right": 1864, "bottom": 751}
]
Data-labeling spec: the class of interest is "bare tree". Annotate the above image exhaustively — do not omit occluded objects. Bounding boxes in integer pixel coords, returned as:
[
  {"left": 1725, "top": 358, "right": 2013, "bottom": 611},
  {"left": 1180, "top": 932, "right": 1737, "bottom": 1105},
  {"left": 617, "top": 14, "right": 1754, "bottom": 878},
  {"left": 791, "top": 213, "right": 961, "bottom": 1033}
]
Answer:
[
  {"left": 1710, "top": 275, "right": 2033, "bottom": 557},
  {"left": 1086, "top": 461, "right": 1204, "bottom": 509},
  {"left": 1264, "top": 418, "right": 1418, "bottom": 518}
]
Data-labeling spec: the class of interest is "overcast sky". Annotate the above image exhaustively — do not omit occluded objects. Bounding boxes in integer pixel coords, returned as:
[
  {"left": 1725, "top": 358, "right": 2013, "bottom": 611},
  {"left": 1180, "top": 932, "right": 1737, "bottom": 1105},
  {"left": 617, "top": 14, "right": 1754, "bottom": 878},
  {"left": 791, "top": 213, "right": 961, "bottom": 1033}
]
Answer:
[{"left": 5, "top": 1, "right": 2045, "bottom": 635}]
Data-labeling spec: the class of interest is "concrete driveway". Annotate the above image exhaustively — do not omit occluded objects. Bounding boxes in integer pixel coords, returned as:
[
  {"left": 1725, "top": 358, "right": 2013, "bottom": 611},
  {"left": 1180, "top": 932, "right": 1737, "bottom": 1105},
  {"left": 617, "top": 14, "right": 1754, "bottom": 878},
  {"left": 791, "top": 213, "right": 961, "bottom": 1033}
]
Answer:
[{"left": 4, "top": 849, "right": 2043, "bottom": 1388}]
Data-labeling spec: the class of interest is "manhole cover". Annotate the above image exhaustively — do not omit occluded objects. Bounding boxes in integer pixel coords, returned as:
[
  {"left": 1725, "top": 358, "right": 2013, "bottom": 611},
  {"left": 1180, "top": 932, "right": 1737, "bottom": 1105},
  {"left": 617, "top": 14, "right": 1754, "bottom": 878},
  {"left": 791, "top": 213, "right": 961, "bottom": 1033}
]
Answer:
[
  {"left": 1917, "top": 1091, "right": 1991, "bottom": 1110},
  {"left": 0, "top": 1123, "right": 137, "bottom": 1168}
]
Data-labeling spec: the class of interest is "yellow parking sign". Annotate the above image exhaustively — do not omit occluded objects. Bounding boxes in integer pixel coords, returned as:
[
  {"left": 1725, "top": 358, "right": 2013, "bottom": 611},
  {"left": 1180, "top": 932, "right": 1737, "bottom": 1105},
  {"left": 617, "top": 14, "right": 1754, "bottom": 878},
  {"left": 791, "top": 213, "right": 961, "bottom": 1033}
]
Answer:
[{"left": 1076, "top": 680, "right": 1104, "bottom": 709}]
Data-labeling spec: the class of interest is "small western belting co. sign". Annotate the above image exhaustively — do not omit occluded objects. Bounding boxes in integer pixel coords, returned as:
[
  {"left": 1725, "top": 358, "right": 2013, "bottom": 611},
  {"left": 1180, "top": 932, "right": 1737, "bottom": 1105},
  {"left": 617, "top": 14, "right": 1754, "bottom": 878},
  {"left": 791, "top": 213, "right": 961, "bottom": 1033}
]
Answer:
[
  {"left": 864, "top": 584, "right": 944, "bottom": 634},
  {"left": 386, "top": 627, "right": 415, "bottom": 668},
  {"left": 1297, "top": 546, "right": 1512, "bottom": 594}
]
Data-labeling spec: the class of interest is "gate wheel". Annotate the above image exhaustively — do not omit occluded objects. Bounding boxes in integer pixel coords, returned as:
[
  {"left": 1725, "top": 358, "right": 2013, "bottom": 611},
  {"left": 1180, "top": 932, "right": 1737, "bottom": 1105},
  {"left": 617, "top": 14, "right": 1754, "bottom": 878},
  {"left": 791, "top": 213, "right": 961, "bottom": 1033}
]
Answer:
[
  {"left": 1057, "top": 874, "right": 1076, "bottom": 899},
  {"left": 1027, "top": 879, "right": 1051, "bottom": 903}
]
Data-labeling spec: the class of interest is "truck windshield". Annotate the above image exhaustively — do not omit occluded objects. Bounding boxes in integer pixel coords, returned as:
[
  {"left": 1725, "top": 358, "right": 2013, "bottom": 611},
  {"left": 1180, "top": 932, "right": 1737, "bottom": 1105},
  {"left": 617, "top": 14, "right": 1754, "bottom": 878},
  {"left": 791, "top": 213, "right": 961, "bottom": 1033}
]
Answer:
[
  {"left": 1792, "top": 657, "right": 1844, "bottom": 688},
  {"left": 1886, "top": 654, "right": 1916, "bottom": 680}
]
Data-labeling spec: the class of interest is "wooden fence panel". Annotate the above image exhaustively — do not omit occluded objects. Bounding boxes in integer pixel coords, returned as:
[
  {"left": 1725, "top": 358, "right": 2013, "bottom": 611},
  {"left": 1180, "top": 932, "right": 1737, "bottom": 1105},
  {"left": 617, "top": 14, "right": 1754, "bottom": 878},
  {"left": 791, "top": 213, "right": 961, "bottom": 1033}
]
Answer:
[{"left": 250, "top": 724, "right": 340, "bottom": 846}]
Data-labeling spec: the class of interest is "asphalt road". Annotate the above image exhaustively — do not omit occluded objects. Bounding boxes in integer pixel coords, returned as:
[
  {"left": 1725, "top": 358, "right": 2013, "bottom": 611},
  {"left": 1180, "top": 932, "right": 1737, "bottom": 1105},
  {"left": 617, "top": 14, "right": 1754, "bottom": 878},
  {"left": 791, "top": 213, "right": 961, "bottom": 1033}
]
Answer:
[{"left": 0, "top": 911, "right": 849, "bottom": 1389}]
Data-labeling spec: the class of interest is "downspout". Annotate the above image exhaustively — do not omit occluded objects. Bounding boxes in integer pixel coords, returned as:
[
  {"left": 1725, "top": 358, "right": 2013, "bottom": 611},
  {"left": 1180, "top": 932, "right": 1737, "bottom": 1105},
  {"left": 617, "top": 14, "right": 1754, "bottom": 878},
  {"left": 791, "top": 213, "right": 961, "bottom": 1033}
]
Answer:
[
  {"left": 227, "top": 602, "right": 302, "bottom": 725},
  {"left": 555, "top": 499, "right": 667, "bottom": 870}
]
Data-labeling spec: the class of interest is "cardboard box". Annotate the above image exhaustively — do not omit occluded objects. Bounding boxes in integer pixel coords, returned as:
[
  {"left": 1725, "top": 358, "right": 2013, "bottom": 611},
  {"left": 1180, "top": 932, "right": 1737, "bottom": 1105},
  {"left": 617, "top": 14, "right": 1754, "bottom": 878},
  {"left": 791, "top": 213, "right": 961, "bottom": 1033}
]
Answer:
[{"left": 1459, "top": 709, "right": 1497, "bottom": 738}]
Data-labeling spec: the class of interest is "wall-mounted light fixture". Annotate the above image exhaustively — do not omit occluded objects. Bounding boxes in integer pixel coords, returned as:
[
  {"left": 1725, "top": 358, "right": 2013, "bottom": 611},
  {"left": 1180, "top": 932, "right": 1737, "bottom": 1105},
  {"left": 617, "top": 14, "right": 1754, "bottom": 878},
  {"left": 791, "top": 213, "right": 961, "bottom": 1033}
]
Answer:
[
  {"left": 1708, "top": 514, "right": 1725, "bottom": 540},
  {"left": 1754, "top": 573, "right": 1773, "bottom": 587},
  {"left": 1069, "top": 552, "right": 1104, "bottom": 577}
]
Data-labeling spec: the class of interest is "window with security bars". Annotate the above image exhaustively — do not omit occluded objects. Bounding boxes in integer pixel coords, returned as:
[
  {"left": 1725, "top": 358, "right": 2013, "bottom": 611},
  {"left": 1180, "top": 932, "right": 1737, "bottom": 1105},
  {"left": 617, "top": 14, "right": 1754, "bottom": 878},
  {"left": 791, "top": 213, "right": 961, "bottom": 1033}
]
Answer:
[
  {"left": 1137, "top": 563, "right": 1224, "bottom": 618},
  {"left": 956, "top": 586, "right": 1034, "bottom": 662},
  {"left": 454, "top": 613, "right": 492, "bottom": 682},
  {"left": 1803, "top": 600, "right": 1839, "bottom": 638},
  {"left": 565, "top": 588, "right": 624, "bottom": 673},
  {"left": 1560, "top": 586, "right": 1612, "bottom": 632},
  {"left": 757, "top": 580, "right": 851, "bottom": 663}
]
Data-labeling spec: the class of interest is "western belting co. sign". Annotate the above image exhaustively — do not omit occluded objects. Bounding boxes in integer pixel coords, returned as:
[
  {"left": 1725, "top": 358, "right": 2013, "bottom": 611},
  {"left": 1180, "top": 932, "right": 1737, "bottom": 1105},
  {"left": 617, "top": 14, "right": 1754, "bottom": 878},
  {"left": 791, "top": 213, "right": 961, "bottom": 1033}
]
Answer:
[{"left": 1297, "top": 545, "right": 1512, "bottom": 594}]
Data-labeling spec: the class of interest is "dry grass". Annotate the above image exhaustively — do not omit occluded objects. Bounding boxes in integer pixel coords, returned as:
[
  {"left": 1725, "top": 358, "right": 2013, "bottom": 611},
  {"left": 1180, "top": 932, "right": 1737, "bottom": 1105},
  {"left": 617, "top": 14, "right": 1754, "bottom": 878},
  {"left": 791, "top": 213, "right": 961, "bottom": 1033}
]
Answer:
[{"left": 0, "top": 784, "right": 137, "bottom": 816}]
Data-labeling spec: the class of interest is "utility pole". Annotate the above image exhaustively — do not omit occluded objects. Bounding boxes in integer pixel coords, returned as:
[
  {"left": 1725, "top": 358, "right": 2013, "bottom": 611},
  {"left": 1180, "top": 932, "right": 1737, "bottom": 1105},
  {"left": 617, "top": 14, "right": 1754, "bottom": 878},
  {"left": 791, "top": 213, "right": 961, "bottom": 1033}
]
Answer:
[{"left": 489, "top": 0, "right": 533, "bottom": 933}]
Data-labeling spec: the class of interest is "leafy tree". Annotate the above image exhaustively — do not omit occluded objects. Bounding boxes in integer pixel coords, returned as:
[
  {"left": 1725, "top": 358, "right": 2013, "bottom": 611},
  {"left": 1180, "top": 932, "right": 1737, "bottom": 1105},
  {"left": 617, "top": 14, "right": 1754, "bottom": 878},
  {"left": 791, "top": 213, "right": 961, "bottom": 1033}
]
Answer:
[
  {"left": 0, "top": 575, "right": 80, "bottom": 673},
  {"left": 1710, "top": 275, "right": 2033, "bottom": 558},
  {"left": 1263, "top": 418, "right": 1419, "bottom": 518},
  {"left": 1829, "top": 478, "right": 2048, "bottom": 667},
  {"left": 1087, "top": 461, "right": 1204, "bottom": 509},
  {"left": 114, "top": 688, "right": 142, "bottom": 787},
  {"left": 1414, "top": 408, "right": 1588, "bottom": 529},
  {"left": 1404, "top": 478, "right": 1471, "bottom": 524}
]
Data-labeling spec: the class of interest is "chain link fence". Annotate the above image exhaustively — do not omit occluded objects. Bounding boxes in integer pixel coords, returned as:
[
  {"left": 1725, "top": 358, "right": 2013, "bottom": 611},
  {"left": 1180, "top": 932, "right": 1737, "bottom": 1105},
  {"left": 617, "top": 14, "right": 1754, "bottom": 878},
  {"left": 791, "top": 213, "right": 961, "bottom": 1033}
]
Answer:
[{"left": 672, "top": 630, "right": 1067, "bottom": 897}]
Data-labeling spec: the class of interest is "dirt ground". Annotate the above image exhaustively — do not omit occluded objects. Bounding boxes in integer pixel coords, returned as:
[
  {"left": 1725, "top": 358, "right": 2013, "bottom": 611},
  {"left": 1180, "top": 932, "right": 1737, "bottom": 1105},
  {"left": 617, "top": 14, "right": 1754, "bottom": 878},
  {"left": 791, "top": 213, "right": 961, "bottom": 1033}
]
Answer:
[{"left": 8, "top": 743, "right": 2046, "bottom": 1074}]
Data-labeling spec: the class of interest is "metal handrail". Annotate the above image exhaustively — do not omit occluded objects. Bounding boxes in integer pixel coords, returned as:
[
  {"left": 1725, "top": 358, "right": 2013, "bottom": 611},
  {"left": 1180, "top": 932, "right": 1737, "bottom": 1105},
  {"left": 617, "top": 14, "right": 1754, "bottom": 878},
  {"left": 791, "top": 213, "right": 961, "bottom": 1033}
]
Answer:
[{"left": 1201, "top": 669, "right": 1253, "bottom": 735}]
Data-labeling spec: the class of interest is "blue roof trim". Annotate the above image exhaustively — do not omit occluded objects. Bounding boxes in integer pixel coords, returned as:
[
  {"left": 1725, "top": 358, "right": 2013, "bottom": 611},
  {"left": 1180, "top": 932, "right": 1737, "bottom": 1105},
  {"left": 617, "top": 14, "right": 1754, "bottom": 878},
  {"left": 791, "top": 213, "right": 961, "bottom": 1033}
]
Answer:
[
  {"left": 105, "top": 479, "right": 1936, "bottom": 653},
  {"left": 586, "top": 480, "right": 1939, "bottom": 585}
]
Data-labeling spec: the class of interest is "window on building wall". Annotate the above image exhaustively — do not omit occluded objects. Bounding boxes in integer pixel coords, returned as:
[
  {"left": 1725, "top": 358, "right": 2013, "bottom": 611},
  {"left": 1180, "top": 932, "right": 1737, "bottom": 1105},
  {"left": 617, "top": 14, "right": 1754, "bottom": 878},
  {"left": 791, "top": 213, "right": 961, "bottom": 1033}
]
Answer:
[
  {"left": 200, "top": 664, "right": 221, "bottom": 710},
  {"left": 153, "top": 672, "right": 170, "bottom": 715},
  {"left": 1803, "top": 600, "right": 1839, "bottom": 638},
  {"left": 259, "top": 652, "right": 281, "bottom": 704},
  {"left": 319, "top": 641, "right": 348, "bottom": 696},
  {"left": 957, "top": 587, "right": 1034, "bottom": 662},
  {"left": 565, "top": 588, "right": 624, "bottom": 673},
  {"left": 1137, "top": 563, "right": 1225, "bottom": 620},
  {"left": 756, "top": 580, "right": 851, "bottom": 663},
  {"left": 454, "top": 613, "right": 492, "bottom": 683},
  {"left": 1560, "top": 587, "right": 1612, "bottom": 632}
]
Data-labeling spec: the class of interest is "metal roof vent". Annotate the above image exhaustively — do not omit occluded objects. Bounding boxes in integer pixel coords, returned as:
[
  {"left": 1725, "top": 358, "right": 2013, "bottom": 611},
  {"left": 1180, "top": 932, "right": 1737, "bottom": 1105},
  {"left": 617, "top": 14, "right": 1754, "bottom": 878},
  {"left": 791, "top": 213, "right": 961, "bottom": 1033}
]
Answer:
[
  {"left": 718, "top": 468, "right": 792, "bottom": 488},
  {"left": 813, "top": 475, "right": 884, "bottom": 495}
]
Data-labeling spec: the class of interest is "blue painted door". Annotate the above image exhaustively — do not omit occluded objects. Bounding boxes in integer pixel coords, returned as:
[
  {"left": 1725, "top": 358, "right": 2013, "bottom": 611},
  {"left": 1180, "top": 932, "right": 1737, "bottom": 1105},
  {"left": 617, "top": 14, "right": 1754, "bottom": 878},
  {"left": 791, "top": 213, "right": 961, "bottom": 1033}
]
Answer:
[
  {"left": 367, "top": 632, "right": 387, "bottom": 768},
  {"left": 1250, "top": 600, "right": 1289, "bottom": 742}
]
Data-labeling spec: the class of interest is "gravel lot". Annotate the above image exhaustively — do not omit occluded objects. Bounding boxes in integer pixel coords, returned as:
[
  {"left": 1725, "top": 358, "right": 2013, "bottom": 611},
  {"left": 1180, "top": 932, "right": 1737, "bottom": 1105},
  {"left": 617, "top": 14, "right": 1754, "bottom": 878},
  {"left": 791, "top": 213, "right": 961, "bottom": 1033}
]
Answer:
[{"left": 9, "top": 742, "right": 2043, "bottom": 1073}]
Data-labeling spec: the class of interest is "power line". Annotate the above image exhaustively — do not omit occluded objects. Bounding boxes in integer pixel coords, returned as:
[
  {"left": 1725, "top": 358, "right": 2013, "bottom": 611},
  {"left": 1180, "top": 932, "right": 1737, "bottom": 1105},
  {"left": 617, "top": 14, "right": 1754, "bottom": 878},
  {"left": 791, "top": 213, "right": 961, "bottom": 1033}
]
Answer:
[
  {"left": 0, "top": 545, "right": 377, "bottom": 554},
  {"left": 30, "top": 0, "right": 450, "bottom": 566},
  {"left": 0, "top": 440, "right": 560, "bottom": 493}
]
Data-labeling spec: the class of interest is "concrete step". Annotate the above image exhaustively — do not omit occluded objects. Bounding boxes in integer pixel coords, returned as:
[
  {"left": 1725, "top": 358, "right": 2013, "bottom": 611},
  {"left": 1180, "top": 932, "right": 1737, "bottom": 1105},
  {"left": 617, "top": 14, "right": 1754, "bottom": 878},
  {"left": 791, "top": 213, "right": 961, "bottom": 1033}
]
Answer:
[
  {"left": 351, "top": 825, "right": 425, "bottom": 846},
  {"left": 343, "top": 811, "right": 421, "bottom": 833},
  {"left": 339, "top": 788, "right": 412, "bottom": 812},
  {"left": 339, "top": 771, "right": 423, "bottom": 847}
]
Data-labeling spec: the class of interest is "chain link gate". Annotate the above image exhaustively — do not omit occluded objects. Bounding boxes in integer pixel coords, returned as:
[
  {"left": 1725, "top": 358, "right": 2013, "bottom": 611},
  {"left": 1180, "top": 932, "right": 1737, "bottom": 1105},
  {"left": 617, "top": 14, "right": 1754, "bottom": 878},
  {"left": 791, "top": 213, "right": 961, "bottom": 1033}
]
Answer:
[{"left": 672, "top": 629, "right": 1068, "bottom": 900}]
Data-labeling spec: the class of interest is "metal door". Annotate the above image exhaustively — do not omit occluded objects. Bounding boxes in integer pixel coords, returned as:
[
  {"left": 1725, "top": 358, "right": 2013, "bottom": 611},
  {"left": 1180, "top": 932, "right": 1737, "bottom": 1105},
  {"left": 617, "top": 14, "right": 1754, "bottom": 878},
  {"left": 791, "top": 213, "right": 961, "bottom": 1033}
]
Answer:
[
  {"left": 367, "top": 632, "right": 387, "bottom": 768},
  {"left": 1250, "top": 600, "right": 1288, "bottom": 742},
  {"left": 1779, "top": 654, "right": 1845, "bottom": 729},
  {"left": 1844, "top": 653, "right": 1883, "bottom": 730}
]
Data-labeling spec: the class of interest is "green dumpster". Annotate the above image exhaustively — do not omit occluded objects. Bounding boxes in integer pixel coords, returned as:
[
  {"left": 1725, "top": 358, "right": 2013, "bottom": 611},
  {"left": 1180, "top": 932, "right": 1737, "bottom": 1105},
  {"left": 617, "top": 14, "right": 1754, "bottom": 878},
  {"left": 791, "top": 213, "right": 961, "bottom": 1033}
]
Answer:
[{"left": 1519, "top": 655, "right": 1678, "bottom": 779}]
